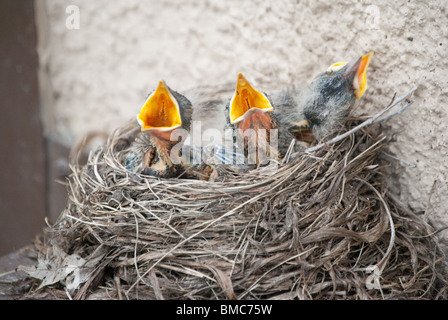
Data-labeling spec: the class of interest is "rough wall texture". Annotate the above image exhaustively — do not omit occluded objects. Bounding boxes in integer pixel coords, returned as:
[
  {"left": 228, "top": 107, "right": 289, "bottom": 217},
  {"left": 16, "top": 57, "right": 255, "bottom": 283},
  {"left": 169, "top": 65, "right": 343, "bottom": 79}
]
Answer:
[{"left": 38, "top": 0, "right": 448, "bottom": 241}]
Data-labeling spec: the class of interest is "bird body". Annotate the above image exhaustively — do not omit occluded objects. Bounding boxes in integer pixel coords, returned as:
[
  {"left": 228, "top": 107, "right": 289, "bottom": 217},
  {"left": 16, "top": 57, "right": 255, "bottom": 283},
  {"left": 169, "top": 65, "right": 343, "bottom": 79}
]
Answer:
[{"left": 124, "top": 131, "right": 184, "bottom": 178}]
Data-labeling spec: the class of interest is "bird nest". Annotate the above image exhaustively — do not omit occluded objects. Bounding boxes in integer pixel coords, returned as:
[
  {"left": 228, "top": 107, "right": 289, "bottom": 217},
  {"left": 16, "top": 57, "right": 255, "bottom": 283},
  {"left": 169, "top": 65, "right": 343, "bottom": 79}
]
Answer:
[{"left": 20, "top": 92, "right": 447, "bottom": 300}]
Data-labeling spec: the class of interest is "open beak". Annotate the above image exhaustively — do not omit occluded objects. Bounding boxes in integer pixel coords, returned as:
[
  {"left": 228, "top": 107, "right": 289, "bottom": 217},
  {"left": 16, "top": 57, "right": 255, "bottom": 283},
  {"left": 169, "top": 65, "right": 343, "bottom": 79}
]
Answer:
[
  {"left": 343, "top": 51, "right": 374, "bottom": 99},
  {"left": 229, "top": 73, "right": 273, "bottom": 125},
  {"left": 137, "top": 80, "right": 182, "bottom": 132}
]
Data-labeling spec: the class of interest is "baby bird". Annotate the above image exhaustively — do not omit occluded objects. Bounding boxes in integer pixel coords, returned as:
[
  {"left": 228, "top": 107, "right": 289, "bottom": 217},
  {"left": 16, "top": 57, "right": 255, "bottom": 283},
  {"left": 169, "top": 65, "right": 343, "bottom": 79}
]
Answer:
[
  {"left": 271, "top": 51, "right": 374, "bottom": 148},
  {"left": 124, "top": 80, "right": 192, "bottom": 178},
  {"left": 225, "top": 73, "right": 280, "bottom": 167}
]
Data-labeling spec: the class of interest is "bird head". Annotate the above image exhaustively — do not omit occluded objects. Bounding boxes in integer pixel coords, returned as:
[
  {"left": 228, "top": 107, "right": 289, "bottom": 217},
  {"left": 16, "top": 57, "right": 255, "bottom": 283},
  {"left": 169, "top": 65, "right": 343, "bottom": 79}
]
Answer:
[
  {"left": 227, "top": 73, "right": 278, "bottom": 165},
  {"left": 323, "top": 51, "right": 374, "bottom": 100},
  {"left": 126, "top": 80, "right": 192, "bottom": 178},
  {"left": 137, "top": 80, "right": 192, "bottom": 140},
  {"left": 288, "top": 51, "right": 374, "bottom": 142}
]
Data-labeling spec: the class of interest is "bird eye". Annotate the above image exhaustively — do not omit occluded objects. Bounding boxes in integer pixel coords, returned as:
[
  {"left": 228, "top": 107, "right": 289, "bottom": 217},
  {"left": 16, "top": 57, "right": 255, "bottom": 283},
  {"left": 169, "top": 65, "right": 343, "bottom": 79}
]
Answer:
[{"left": 327, "top": 61, "right": 347, "bottom": 73}]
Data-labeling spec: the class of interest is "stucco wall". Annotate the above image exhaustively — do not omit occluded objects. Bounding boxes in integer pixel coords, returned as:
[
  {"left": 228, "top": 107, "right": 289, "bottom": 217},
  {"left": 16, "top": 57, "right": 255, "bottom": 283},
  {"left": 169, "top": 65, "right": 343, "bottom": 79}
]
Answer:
[{"left": 38, "top": 0, "right": 448, "bottom": 241}]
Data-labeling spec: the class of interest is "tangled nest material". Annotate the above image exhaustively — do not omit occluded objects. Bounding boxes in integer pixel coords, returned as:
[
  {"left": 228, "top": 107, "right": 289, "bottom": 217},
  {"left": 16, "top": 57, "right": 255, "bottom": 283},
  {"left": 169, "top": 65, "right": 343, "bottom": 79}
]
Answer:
[{"left": 20, "top": 91, "right": 447, "bottom": 300}]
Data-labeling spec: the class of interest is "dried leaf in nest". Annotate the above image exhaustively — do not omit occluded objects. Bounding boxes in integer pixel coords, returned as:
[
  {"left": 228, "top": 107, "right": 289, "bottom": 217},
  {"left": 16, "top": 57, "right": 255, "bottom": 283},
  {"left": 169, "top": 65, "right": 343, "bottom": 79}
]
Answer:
[
  {"left": 18, "top": 245, "right": 106, "bottom": 293},
  {"left": 20, "top": 89, "right": 447, "bottom": 300}
]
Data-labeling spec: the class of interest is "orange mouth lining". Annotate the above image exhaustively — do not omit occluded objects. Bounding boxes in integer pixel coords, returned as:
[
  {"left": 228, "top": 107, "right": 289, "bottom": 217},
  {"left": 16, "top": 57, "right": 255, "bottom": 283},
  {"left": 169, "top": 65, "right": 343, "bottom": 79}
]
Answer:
[
  {"left": 355, "top": 51, "right": 374, "bottom": 98},
  {"left": 137, "top": 81, "right": 182, "bottom": 132},
  {"left": 229, "top": 73, "right": 273, "bottom": 124}
]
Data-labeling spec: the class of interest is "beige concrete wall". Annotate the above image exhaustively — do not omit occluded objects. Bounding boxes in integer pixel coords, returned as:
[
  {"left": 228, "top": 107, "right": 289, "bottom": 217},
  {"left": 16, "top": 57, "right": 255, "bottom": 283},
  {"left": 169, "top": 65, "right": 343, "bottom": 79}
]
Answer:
[{"left": 38, "top": 0, "right": 448, "bottom": 240}]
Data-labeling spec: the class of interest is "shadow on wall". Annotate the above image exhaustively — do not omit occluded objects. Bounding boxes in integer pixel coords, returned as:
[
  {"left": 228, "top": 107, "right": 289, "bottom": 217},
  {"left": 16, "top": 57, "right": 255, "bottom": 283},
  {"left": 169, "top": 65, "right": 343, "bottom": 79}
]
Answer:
[{"left": 0, "top": 0, "right": 69, "bottom": 257}]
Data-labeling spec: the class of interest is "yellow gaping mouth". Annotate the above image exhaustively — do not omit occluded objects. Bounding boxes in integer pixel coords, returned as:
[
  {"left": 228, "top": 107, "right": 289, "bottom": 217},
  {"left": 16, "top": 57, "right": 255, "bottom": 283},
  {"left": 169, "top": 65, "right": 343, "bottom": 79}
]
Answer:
[
  {"left": 229, "top": 73, "right": 273, "bottom": 125},
  {"left": 353, "top": 51, "right": 374, "bottom": 99},
  {"left": 137, "top": 80, "right": 182, "bottom": 132},
  {"left": 327, "top": 51, "right": 374, "bottom": 99}
]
